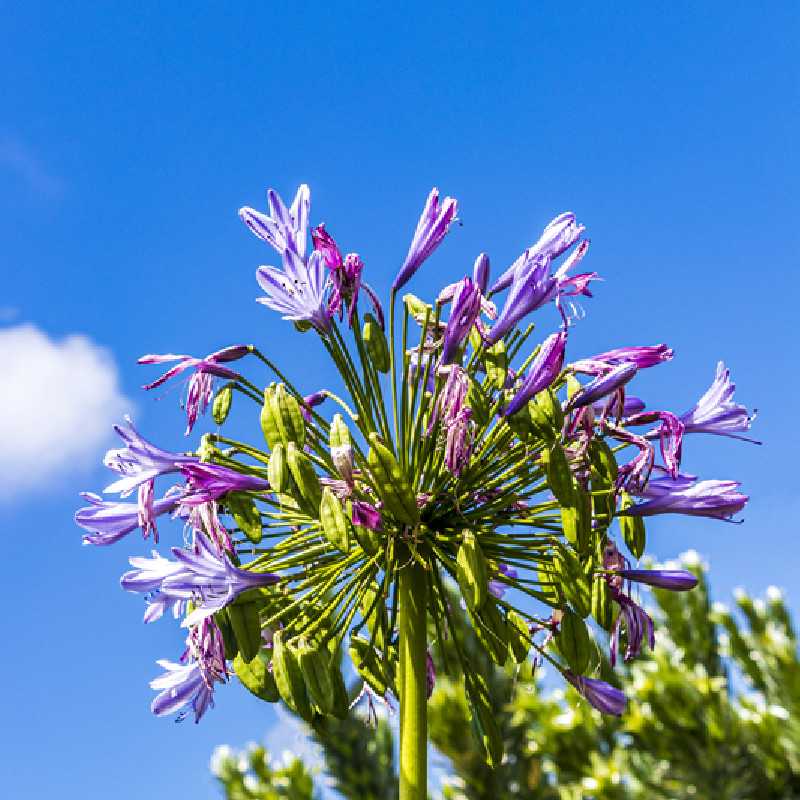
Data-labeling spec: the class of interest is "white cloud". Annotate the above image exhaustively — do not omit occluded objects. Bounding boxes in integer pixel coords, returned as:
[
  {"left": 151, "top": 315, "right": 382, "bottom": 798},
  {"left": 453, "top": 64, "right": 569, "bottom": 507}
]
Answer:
[{"left": 0, "top": 324, "right": 131, "bottom": 501}]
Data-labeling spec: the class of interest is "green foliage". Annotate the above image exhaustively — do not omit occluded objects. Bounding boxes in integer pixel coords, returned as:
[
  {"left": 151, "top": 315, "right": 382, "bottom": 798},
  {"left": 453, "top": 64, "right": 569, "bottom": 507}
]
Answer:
[{"left": 214, "top": 555, "right": 800, "bottom": 799}]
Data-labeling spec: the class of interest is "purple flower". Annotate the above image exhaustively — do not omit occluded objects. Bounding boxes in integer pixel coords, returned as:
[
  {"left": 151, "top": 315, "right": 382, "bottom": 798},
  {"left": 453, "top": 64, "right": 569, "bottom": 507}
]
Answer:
[
  {"left": 596, "top": 395, "right": 645, "bottom": 417},
  {"left": 565, "top": 362, "right": 638, "bottom": 411},
  {"left": 489, "top": 563, "right": 518, "bottom": 599},
  {"left": 614, "top": 569, "right": 698, "bottom": 591},
  {"left": 121, "top": 549, "right": 189, "bottom": 622},
  {"left": 680, "top": 361, "right": 760, "bottom": 443},
  {"left": 76, "top": 491, "right": 179, "bottom": 546},
  {"left": 626, "top": 410, "right": 685, "bottom": 477},
  {"left": 352, "top": 500, "right": 382, "bottom": 530},
  {"left": 626, "top": 472, "right": 748, "bottom": 521},
  {"left": 103, "top": 416, "right": 197, "bottom": 496},
  {"left": 573, "top": 344, "right": 673, "bottom": 375},
  {"left": 139, "top": 346, "right": 248, "bottom": 435},
  {"left": 486, "top": 254, "right": 557, "bottom": 344},
  {"left": 121, "top": 531, "right": 279, "bottom": 627},
  {"left": 311, "top": 223, "right": 343, "bottom": 268},
  {"left": 392, "top": 188, "right": 458, "bottom": 291},
  {"left": 444, "top": 407, "right": 474, "bottom": 477},
  {"left": 429, "top": 366, "right": 469, "bottom": 431},
  {"left": 565, "top": 672, "right": 627, "bottom": 716},
  {"left": 491, "top": 212, "right": 586, "bottom": 294},
  {"left": 150, "top": 657, "right": 220, "bottom": 723},
  {"left": 256, "top": 248, "right": 331, "bottom": 332},
  {"left": 179, "top": 462, "right": 270, "bottom": 506},
  {"left": 473, "top": 253, "right": 490, "bottom": 294},
  {"left": 239, "top": 184, "right": 311, "bottom": 260},
  {"left": 441, "top": 278, "right": 482, "bottom": 364},
  {"left": 609, "top": 590, "right": 654, "bottom": 666},
  {"left": 503, "top": 330, "right": 567, "bottom": 417},
  {"left": 300, "top": 391, "right": 327, "bottom": 422},
  {"left": 603, "top": 422, "right": 654, "bottom": 491}
]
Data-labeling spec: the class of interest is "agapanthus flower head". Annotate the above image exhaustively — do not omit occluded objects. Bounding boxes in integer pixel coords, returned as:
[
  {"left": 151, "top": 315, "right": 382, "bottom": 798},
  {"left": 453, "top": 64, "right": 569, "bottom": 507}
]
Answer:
[
  {"left": 103, "top": 416, "right": 197, "bottom": 496},
  {"left": 179, "top": 462, "right": 270, "bottom": 506},
  {"left": 139, "top": 346, "right": 248, "bottom": 435},
  {"left": 239, "top": 184, "right": 311, "bottom": 260},
  {"left": 256, "top": 248, "right": 331, "bottom": 332},
  {"left": 503, "top": 330, "right": 567, "bottom": 417},
  {"left": 628, "top": 471, "right": 748, "bottom": 521},
  {"left": 565, "top": 672, "right": 627, "bottom": 716},
  {"left": 393, "top": 187, "right": 458, "bottom": 291},
  {"left": 76, "top": 490, "right": 179, "bottom": 546},
  {"left": 680, "top": 361, "right": 760, "bottom": 442}
]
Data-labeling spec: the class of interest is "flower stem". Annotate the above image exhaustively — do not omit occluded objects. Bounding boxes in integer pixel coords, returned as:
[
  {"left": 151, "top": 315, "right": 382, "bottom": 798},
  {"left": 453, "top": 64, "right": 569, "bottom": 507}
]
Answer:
[{"left": 398, "top": 559, "right": 428, "bottom": 800}]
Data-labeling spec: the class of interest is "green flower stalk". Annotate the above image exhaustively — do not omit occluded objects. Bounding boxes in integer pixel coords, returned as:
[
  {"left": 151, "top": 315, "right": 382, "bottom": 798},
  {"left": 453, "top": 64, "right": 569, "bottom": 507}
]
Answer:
[{"left": 76, "top": 183, "right": 757, "bottom": 799}]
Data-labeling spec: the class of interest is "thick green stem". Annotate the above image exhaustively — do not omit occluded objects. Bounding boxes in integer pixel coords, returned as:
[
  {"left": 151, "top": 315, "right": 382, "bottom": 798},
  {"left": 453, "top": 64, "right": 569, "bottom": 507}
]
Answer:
[{"left": 398, "top": 561, "right": 428, "bottom": 800}]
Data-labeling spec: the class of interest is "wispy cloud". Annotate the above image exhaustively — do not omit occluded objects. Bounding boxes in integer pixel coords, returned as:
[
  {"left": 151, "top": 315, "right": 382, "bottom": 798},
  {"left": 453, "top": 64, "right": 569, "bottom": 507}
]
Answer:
[
  {"left": 0, "top": 135, "right": 62, "bottom": 196},
  {"left": 0, "top": 324, "right": 132, "bottom": 502}
]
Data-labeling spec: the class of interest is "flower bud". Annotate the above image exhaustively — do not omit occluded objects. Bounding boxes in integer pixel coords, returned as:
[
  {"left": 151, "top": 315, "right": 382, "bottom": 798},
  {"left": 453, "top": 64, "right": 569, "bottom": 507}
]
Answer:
[
  {"left": 234, "top": 650, "right": 279, "bottom": 702},
  {"left": 226, "top": 601, "right": 262, "bottom": 663},
  {"left": 297, "top": 638, "right": 336, "bottom": 716},
  {"left": 545, "top": 443, "right": 576, "bottom": 506},
  {"left": 557, "top": 608, "right": 592, "bottom": 674},
  {"left": 349, "top": 635, "right": 392, "bottom": 696},
  {"left": 226, "top": 494, "right": 262, "bottom": 544},
  {"left": 403, "top": 293, "right": 433, "bottom": 324},
  {"left": 507, "top": 610, "right": 531, "bottom": 663},
  {"left": 212, "top": 385, "right": 233, "bottom": 425},
  {"left": 468, "top": 600, "right": 509, "bottom": 665},
  {"left": 272, "top": 384, "right": 306, "bottom": 447},
  {"left": 529, "top": 388, "right": 564, "bottom": 441},
  {"left": 286, "top": 442, "right": 322, "bottom": 514},
  {"left": 319, "top": 487, "right": 352, "bottom": 553},
  {"left": 260, "top": 385, "right": 281, "bottom": 449},
  {"left": 272, "top": 631, "right": 314, "bottom": 722},
  {"left": 363, "top": 313, "right": 390, "bottom": 373},
  {"left": 484, "top": 341, "right": 508, "bottom": 390},
  {"left": 267, "top": 443, "right": 287, "bottom": 493},
  {"left": 367, "top": 433, "right": 419, "bottom": 525},
  {"left": 619, "top": 492, "right": 646, "bottom": 558},
  {"left": 456, "top": 531, "right": 489, "bottom": 612}
]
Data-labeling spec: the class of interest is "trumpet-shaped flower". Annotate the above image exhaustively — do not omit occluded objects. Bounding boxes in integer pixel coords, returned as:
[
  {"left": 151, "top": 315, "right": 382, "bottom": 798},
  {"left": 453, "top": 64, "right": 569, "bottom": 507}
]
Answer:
[
  {"left": 680, "top": 361, "right": 759, "bottom": 442},
  {"left": 121, "top": 531, "right": 279, "bottom": 627},
  {"left": 627, "top": 472, "right": 748, "bottom": 520},
  {"left": 76, "top": 491, "right": 179, "bottom": 546},
  {"left": 565, "top": 672, "right": 627, "bottom": 716},
  {"left": 103, "top": 416, "right": 197, "bottom": 496},
  {"left": 393, "top": 188, "right": 458, "bottom": 291},
  {"left": 566, "top": 362, "right": 638, "bottom": 411},
  {"left": 239, "top": 184, "right": 311, "bottom": 260},
  {"left": 256, "top": 248, "right": 331, "bottom": 332},
  {"left": 150, "top": 657, "right": 220, "bottom": 723}
]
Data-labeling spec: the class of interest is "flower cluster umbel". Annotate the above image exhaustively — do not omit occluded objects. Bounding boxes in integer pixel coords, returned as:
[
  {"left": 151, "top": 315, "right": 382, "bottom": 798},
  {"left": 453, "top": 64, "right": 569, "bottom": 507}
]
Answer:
[{"left": 77, "top": 183, "right": 755, "bottom": 751}]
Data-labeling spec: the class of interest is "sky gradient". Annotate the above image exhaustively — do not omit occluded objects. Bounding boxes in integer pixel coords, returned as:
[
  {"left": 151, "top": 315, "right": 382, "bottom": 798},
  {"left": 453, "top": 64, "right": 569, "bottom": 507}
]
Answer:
[{"left": 2, "top": 3, "right": 798, "bottom": 798}]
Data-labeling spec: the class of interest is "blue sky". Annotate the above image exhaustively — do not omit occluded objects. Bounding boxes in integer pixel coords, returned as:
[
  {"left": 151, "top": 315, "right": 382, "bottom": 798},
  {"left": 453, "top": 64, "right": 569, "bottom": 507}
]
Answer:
[{"left": 2, "top": 3, "right": 798, "bottom": 798}]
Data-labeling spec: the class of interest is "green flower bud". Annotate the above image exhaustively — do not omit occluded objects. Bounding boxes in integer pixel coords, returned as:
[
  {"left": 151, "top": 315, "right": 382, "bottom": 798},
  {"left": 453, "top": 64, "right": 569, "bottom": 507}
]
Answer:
[
  {"left": 545, "top": 443, "right": 576, "bottom": 506},
  {"left": 619, "top": 491, "right": 646, "bottom": 559},
  {"left": 456, "top": 531, "right": 488, "bottom": 612},
  {"left": 592, "top": 572, "right": 614, "bottom": 631},
  {"left": 226, "top": 602, "right": 262, "bottom": 663},
  {"left": 507, "top": 610, "right": 531, "bottom": 663},
  {"left": 286, "top": 442, "right": 322, "bottom": 514},
  {"left": 234, "top": 650, "right": 279, "bottom": 702},
  {"left": 272, "top": 384, "right": 306, "bottom": 448},
  {"left": 349, "top": 635, "right": 391, "bottom": 696},
  {"left": 466, "top": 375, "right": 490, "bottom": 427},
  {"left": 297, "top": 638, "right": 336, "bottom": 716},
  {"left": 319, "top": 487, "right": 352, "bottom": 553},
  {"left": 557, "top": 608, "right": 592, "bottom": 674},
  {"left": 260, "top": 384, "right": 281, "bottom": 449},
  {"left": 484, "top": 341, "right": 508, "bottom": 390},
  {"left": 363, "top": 313, "right": 390, "bottom": 373},
  {"left": 555, "top": 547, "right": 592, "bottom": 618},
  {"left": 469, "top": 601, "right": 508, "bottom": 665},
  {"left": 529, "top": 387, "right": 564, "bottom": 441},
  {"left": 212, "top": 385, "right": 233, "bottom": 425},
  {"left": 267, "top": 443, "right": 288, "bottom": 494},
  {"left": 215, "top": 610, "right": 239, "bottom": 660},
  {"left": 367, "top": 433, "right": 419, "bottom": 525},
  {"left": 360, "top": 582, "right": 388, "bottom": 650},
  {"left": 226, "top": 494, "right": 263, "bottom": 544},
  {"left": 272, "top": 630, "right": 314, "bottom": 722}
]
